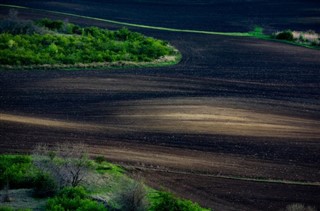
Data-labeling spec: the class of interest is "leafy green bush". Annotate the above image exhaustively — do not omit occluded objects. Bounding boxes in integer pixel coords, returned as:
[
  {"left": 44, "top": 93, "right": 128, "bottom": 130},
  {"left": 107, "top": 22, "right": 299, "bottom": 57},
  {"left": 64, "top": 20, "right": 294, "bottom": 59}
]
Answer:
[
  {"left": 0, "top": 155, "right": 36, "bottom": 189},
  {"left": 275, "top": 30, "right": 294, "bottom": 41},
  {"left": 249, "top": 26, "right": 266, "bottom": 38},
  {"left": 32, "top": 173, "right": 57, "bottom": 198},
  {"left": 150, "top": 192, "right": 209, "bottom": 211},
  {"left": 46, "top": 186, "right": 106, "bottom": 211},
  {"left": 35, "top": 18, "right": 64, "bottom": 31},
  {"left": 0, "top": 17, "right": 177, "bottom": 67},
  {"left": 94, "top": 156, "right": 106, "bottom": 164}
]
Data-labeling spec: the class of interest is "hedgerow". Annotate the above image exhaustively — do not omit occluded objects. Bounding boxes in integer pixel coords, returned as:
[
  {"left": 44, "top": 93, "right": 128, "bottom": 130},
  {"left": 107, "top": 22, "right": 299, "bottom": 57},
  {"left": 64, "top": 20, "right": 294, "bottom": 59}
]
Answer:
[{"left": 0, "top": 15, "right": 178, "bottom": 67}]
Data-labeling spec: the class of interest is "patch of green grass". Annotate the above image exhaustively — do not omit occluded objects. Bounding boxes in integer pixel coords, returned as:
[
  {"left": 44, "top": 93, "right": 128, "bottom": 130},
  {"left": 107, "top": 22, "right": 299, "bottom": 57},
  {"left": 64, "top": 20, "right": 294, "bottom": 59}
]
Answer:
[
  {"left": 91, "top": 160, "right": 125, "bottom": 176},
  {"left": 0, "top": 189, "right": 46, "bottom": 210},
  {"left": 46, "top": 186, "right": 106, "bottom": 211},
  {"left": 0, "top": 207, "right": 31, "bottom": 211},
  {"left": 148, "top": 190, "right": 211, "bottom": 211},
  {"left": 248, "top": 26, "right": 270, "bottom": 39}
]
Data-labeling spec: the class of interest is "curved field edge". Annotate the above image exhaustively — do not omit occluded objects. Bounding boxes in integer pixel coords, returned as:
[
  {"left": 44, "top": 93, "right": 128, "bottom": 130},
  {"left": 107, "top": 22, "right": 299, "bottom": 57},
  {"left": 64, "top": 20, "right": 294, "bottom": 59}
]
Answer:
[
  {"left": 0, "top": 13, "right": 181, "bottom": 70},
  {"left": 1, "top": 3, "right": 319, "bottom": 52},
  {"left": 0, "top": 53, "right": 182, "bottom": 71},
  {"left": 251, "top": 29, "right": 320, "bottom": 51},
  {"left": 0, "top": 4, "right": 251, "bottom": 37}
]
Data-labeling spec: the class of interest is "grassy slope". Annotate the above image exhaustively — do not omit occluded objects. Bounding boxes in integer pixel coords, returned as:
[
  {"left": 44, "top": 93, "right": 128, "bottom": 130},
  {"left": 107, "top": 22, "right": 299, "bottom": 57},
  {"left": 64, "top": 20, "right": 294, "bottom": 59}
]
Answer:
[{"left": 0, "top": 154, "right": 210, "bottom": 211}]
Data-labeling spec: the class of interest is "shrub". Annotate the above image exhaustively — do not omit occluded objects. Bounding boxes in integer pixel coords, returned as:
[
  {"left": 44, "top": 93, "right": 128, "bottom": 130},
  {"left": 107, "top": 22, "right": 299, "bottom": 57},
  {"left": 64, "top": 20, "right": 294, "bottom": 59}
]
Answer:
[
  {"left": 249, "top": 26, "right": 264, "bottom": 37},
  {"left": 33, "top": 173, "right": 57, "bottom": 198},
  {"left": 33, "top": 143, "right": 91, "bottom": 189},
  {"left": 0, "top": 17, "right": 177, "bottom": 67},
  {"left": 35, "top": 18, "right": 64, "bottom": 31},
  {"left": 94, "top": 156, "right": 106, "bottom": 164},
  {"left": 46, "top": 186, "right": 106, "bottom": 211},
  {"left": 275, "top": 30, "right": 294, "bottom": 41},
  {"left": 150, "top": 191, "right": 209, "bottom": 211},
  {"left": 0, "top": 155, "right": 35, "bottom": 189},
  {"left": 0, "top": 10, "right": 46, "bottom": 35},
  {"left": 284, "top": 203, "right": 316, "bottom": 211},
  {"left": 113, "top": 180, "right": 149, "bottom": 211}
]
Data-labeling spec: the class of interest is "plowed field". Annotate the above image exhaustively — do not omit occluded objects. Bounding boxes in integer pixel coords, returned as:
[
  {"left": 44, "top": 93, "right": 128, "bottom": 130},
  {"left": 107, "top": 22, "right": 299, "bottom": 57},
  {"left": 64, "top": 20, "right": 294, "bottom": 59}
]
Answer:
[{"left": 0, "top": 1, "right": 319, "bottom": 210}]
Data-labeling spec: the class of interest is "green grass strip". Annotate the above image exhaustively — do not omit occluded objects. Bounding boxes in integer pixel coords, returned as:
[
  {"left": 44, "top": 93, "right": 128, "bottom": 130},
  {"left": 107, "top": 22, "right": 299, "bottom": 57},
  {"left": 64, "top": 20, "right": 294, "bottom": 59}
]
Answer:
[{"left": 0, "top": 3, "right": 251, "bottom": 37}]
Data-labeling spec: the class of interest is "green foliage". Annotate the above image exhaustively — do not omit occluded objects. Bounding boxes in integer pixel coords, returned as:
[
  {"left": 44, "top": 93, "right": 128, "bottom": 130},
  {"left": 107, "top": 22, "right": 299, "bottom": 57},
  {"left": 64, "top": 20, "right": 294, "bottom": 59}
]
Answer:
[
  {"left": 275, "top": 30, "right": 294, "bottom": 41},
  {"left": 0, "top": 155, "right": 36, "bottom": 189},
  {"left": 0, "top": 207, "right": 13, "bottom": 211},
  {"left": 46, "top": 186, "right": 106, "bottom": 211},
  {"left": 249, "top": 26, "right": 264, "bottom": 36},
  {"left": 150, "top": 192, "right": 210, "bottom": 211},
  {"left": 94, "top": 156, "right": 106, "bottom": 164},
  {"left": 93, "top": 161, "right": 124, "bottom": 176},
  {"left": 0, "top": 18, "right": 177, "bottom": 67},
  {"left": 35, "top": 18, "right": 64, "bottom": 31},
  {"left": 0, "top": 206, "right": 31, "bottom": 211},
  {"left": 32, "top": 173, "right": 57, "bottom": 198}
]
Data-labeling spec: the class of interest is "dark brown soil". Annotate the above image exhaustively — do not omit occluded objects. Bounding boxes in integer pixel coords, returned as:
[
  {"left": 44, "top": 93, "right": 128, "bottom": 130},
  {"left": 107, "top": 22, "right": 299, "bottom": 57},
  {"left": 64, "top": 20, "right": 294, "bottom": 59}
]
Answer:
[{"left": 0, "top": 1, "right": 320, "bottom": 210}]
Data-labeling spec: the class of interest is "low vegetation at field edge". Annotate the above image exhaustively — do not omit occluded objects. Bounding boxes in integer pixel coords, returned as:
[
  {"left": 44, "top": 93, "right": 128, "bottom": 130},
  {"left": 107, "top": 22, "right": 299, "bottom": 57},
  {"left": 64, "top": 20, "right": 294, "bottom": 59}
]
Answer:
[
  {"left": 1, "top": 147, "right": 316, "bottom": 211},
  {"left": 273, "top": 30, "right": 320, "bottom": 47},
  {"left": 0, "top": 10, "right": 180, "bottom": 70},
  {"left": 0, "top": 143, "right": 210, "bottom": 211},
  {"left": 249, "top": 26, "right": 320, "bottom": 49}
]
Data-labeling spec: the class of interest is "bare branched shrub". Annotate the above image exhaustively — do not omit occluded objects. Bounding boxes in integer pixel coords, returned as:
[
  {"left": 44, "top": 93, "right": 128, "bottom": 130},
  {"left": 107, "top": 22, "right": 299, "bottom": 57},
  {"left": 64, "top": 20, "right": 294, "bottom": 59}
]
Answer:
[
  {"left": 32, "top": 142, "right": 91, "bottom": 189},
  {"left": 113, "top": 177, "right": 149, "bottom": 211},
  {"left": 283, "top": 203, "right": 317, "bottom": 211},
  {"left": 8, "top": 9, "right": 19, "bottom": 20},
  {"left": 0, "top": 9, "right": 48, "bottom": 34}
]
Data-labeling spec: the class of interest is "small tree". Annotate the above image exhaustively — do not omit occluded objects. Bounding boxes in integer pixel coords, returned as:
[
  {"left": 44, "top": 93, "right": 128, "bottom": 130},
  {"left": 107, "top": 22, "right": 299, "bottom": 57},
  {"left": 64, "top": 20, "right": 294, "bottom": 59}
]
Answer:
[
  {"left": 113, "top": 178, "right": 149, "bottom": 211},
  {"left": 32, "top": 142, "right": 91, "bottom": 189},
  {"left": 275, "top": 30, "right": 294, "bottom": 41}
]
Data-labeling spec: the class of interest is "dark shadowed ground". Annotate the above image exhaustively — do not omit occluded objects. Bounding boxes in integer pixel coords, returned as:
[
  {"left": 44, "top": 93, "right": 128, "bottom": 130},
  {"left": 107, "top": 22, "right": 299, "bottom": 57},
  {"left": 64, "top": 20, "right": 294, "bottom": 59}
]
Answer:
[{"left": 0, "top": 1, "right": 320, "bottom": 210}]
